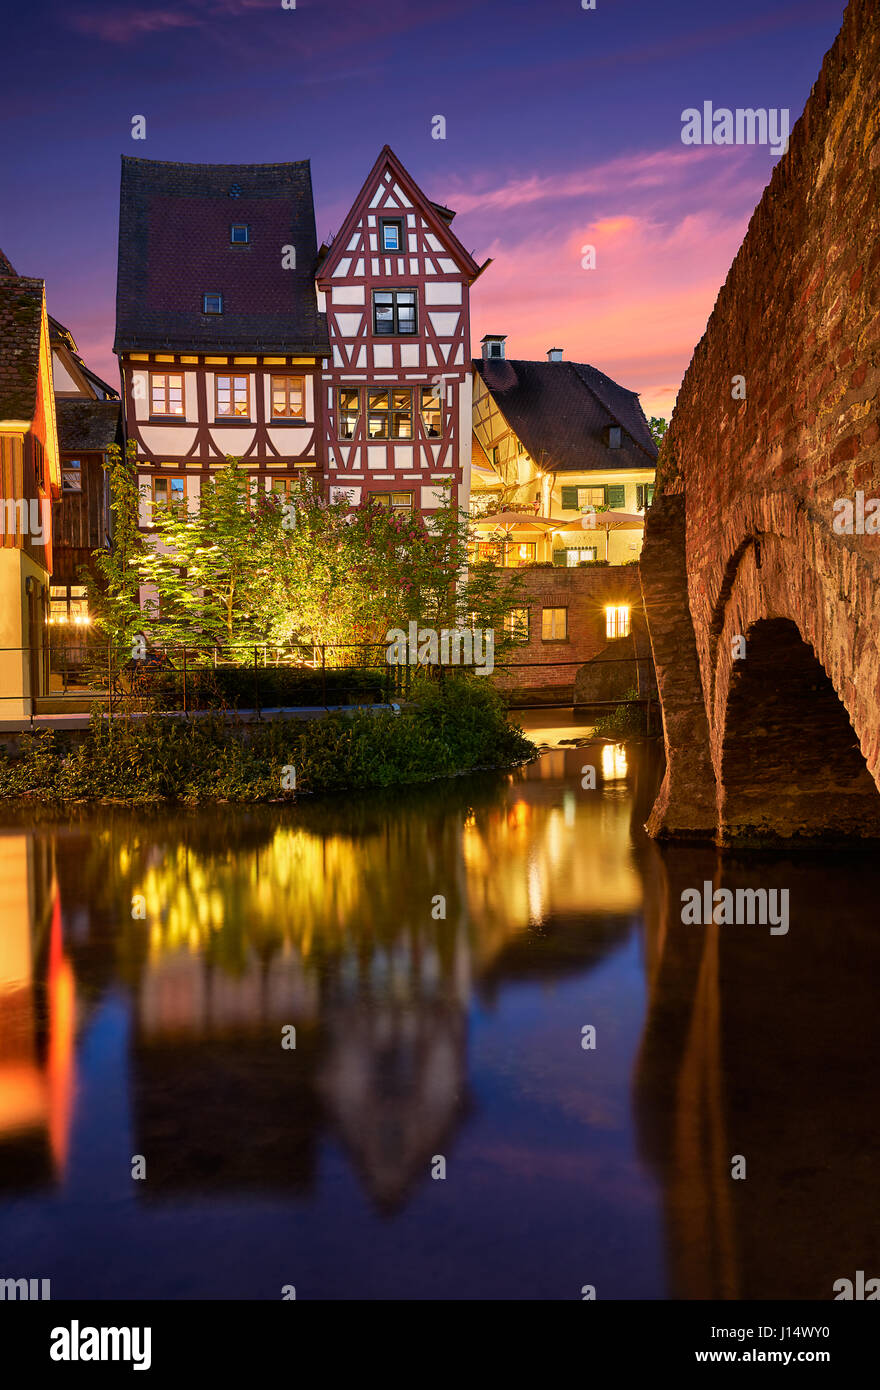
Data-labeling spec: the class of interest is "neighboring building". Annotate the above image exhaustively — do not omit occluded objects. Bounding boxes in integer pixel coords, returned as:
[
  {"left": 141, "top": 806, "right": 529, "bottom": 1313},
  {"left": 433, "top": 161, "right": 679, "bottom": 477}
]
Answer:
[
  {"left": 114, "top": 156, "right": 330, "bottom": 606},
  {"left": 48, "top": 317, "right": 121, "bottom": 661},
  {"left": 471, "top": 339, "right": 658, "bottom": 566},
  {"left": 0, "top": 250, "right": 59, "bottom": 718},
  {"left": 315, "top": 146, "right": 487, "bottom": 519}
]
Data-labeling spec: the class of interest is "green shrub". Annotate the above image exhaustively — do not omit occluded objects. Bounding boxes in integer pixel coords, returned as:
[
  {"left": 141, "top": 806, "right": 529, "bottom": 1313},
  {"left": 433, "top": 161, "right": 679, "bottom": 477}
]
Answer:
[{"left": 0, "top": 678, "right": 534, "bottom": 804}]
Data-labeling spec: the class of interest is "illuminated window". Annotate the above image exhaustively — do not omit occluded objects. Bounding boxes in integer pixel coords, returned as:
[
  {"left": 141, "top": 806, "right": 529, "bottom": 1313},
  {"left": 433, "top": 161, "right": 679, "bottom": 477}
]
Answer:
[
  {"left": 269, "top": 475, "right": 302, "bottom": 499},
  {"left": 271, "top": 375, "right": 305, "bottom": 418},
  {"left": 565, "top": 547, "right": 596, "bottom": 566},
  {"left": 507, "top": 607, "right": 530, "bottom": 642},
  {"left": 510, "top": 541, "right": 535, "bottom": 566},
  {"left": 373, "top": 289, "right": 417, "bottom": 335},
  {"left": 337, "top": 388, "right": 360, "bottom": 439},
  {"left": 367, "top": 388, "right": 412, "bottom": 439},
  {"left": 420, "top": 386, "right": 443, "bottom": 438},
  {"left": 62, "top": 459, "right": 82, "bottom": 493},
  {"left": 605, "top": 605, "right": 631, "bottom": 639},
  {"left": 203, "top": 292, "right": 223, "bottom": 314},
  {"left": 380, "top": 219, "right": 404, "bottom": 252},
  {"left": 150, "top": 373, "right": 184, "bottom": 416},
  {"left": 541, "top": 607, "right": 568, "bottom": 641},
  {"left": 367, "top": 490, "right": 413, "bottom": 513},
  {"left": 152, "top": 475, "right": 186, "bottom": 515},
  {"left": 215, "top": 375, "right": 250, "bottom": 418},
  {"left": 230, "top": 224, "right": 250, "bottom": 244},
  {"left": 49, "top": 584, "right": 89, "bottom": 626},
  {"left": 636, "top": 483, "right": 655, "bottom": 509}
]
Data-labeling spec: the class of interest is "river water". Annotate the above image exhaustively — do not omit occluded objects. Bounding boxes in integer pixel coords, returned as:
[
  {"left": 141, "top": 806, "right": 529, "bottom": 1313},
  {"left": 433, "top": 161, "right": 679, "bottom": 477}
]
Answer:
[{"left": 0, "top": 714, "right": 877, "bottom": 1300}]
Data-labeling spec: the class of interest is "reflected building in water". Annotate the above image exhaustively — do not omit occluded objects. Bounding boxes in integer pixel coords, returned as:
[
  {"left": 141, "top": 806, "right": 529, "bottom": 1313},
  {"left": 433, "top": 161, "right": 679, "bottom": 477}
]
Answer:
[{"left": 0, "top": 831, "right": 75, "bottom": 1190}]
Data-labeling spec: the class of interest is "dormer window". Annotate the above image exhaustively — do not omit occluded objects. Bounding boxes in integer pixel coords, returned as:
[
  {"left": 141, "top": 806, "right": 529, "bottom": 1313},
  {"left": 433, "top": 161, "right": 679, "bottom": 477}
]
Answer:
[
  {"left": 380, "top": 219, "right": 404, "bottom": 252},
  {"left": 203, "top": 292, "right": 223, "bottom": 314},
  {"left": 481, "top": 334, "right": 507, "bottom": 361},
  {"left": 230, "top": 224, "right": 250, "bottom": 245},
  {"left": 605, "top": 425, "right": 622, "bottom": 449}
]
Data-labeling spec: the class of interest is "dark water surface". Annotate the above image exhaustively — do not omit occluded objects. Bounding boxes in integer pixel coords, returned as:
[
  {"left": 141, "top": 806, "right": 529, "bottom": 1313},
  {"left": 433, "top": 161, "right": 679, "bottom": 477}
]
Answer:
[{"left": 1, "top": 726, "right": 878, "bottom": 1300}]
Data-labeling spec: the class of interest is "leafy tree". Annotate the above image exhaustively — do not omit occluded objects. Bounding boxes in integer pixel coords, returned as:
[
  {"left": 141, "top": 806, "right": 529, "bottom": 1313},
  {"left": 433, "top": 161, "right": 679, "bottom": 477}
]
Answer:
[
  {"left": 86, "top": 440, "right": 147, "bottom": 659},
  {"left": 133, "top": 459, "right": 276, "bottom": 649},
  {"left": 648, "top": 416, "right": 668, "bottom": 447}
]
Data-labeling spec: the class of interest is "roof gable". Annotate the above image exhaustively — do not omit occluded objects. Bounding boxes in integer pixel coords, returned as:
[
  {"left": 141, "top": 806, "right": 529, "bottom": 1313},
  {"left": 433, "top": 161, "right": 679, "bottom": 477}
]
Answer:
[
  {"left": 115, "top": 157, "right": 329, "bottom": 354},
  {"left": 474, "top": 357, "right": 658, "bottom": 473},
  {"left": 317, "top": 146, "right": 481, "bottom": 285}
]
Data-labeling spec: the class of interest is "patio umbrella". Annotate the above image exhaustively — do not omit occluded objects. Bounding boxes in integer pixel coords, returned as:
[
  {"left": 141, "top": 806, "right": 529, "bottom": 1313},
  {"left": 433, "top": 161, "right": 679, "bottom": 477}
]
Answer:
[
  {"left": 559, "top": 508, "right": 645, "bottom": 560},
  {"left": 472, "top": 512, "right": 568, "bottom": 564}
]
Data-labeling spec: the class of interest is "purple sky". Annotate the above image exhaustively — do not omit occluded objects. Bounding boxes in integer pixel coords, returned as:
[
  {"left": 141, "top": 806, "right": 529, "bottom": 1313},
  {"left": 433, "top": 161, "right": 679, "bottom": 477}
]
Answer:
[{"left": 1, "top": 0, "right": 846, "bottom": 417}]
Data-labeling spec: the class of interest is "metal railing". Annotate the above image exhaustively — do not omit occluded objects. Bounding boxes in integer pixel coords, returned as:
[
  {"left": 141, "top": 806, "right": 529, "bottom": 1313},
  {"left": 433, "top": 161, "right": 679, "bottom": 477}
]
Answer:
[{"left": 0, "top": 640, "right": 657, "bottom": 729}]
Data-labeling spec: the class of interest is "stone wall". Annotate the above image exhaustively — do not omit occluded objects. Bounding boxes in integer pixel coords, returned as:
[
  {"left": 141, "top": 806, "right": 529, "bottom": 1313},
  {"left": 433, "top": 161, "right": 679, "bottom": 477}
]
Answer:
[{"left": 642, "top": 0, "right": 880, "bottom": 843}]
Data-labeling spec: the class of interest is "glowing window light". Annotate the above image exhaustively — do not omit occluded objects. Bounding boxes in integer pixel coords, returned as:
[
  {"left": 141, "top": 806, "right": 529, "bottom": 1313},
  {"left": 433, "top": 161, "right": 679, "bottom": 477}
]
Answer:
[
  {"left": 602, "top": 743, "right": 628, "bottom": 781},
  {"left": 605, "top": 604, "right": 630, "bottom": 640}
]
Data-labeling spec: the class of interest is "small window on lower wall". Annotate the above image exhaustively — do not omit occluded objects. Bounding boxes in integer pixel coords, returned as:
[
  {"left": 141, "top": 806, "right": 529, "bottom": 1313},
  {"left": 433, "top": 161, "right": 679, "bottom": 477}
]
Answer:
[
  {"left": 62, "top": 460, "right": 82, "bottom": 493},
  {"left": 49, "top": 584, "right": 89, "bottom": 626},
  {"left": 269, "top": 475, "right": 302, "bottom": 499},
  {"left": 565, "top": 547, "right": 596, "bottom": 566},
  {"left": 541, "top": 607, "right": 568, "bottom": 641},
  {"left": 152, "top": 475, "right": 186, "bottom": 515},
  {"left": 507, "top": 607, "right": 530, "bottom": 642},
  {"left": 605, "top": 604, "right": 631, "bottom": 639},
  {"left": 366, "top": 491, "right": 413, "bottom": 513}
]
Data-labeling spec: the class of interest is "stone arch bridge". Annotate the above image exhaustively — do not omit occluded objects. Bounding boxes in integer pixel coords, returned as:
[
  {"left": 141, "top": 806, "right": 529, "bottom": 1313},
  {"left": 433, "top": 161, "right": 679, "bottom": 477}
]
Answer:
[{"left": 641, "top": 0, "right": 880, "bottom": 844}]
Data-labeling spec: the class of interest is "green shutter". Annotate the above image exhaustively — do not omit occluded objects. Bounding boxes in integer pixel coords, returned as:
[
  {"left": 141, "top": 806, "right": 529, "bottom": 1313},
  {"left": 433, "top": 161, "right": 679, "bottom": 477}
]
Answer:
[
  {"left": 552, "top": 548, "right": 566, "bottom": 566},
  {"left": 561, "top": 485, "right": 579, "bottom": 510},
  {"left": 647, "top": 484, "right": 655, "bottom": 505},
  {"left": 607, "top": 485, "right": 625, "bottom": 508}
]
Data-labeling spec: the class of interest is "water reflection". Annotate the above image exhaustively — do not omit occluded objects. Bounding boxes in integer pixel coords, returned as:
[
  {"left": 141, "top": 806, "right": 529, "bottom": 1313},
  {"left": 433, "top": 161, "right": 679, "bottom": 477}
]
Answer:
[{"left": 0, "top": 740, "right": 878, "bottom": 1299}]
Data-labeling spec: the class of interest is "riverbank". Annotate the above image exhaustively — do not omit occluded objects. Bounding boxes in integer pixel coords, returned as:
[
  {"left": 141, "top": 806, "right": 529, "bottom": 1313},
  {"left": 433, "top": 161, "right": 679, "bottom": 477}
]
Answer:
[{"left": 0, "top": 679, "right": 535, "bottom": 805}]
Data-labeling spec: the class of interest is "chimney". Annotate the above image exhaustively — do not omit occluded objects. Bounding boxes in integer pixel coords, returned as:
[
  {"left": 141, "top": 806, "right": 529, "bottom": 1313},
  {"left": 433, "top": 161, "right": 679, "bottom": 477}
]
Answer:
[
  {"left": 481, "top": 334, "right": 506, "bottom": 361},
  {"left": 547, "top": 347, "right": 563, "bottom": 362}
]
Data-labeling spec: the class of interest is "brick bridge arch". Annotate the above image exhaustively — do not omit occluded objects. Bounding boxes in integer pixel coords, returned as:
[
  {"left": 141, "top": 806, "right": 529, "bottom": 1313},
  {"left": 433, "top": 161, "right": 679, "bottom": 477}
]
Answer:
[{"left": 641, "top": 0, "right": 880, "bottom": 845}]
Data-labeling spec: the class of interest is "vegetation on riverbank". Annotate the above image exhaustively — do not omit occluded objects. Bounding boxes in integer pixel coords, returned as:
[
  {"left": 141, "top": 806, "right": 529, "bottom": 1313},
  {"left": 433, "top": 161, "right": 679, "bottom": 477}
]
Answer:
[
  {"left": 590, "top": 686, "right": 660, "bottom": 738},
  {"left": 0, "top": 679, "right": 535, "bottom": 804}
]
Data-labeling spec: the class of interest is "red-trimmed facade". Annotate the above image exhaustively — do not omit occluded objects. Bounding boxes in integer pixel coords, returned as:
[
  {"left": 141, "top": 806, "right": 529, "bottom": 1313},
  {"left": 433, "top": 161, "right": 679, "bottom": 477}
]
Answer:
[{"left": 315, "top": 147, "right": 484, "bottom": 517}]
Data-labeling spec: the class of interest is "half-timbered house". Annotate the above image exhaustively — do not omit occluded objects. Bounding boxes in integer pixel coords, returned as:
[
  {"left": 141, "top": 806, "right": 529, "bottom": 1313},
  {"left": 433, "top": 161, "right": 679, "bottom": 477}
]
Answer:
[
  {"left": 114, "top": 157, "right": 329, "bottom": 606},
  {"left": 315, "top": 146, "right": 487, "bottom": 519},
  {"left": 49, "top": 316, "right": 121, "bottom": 660}
]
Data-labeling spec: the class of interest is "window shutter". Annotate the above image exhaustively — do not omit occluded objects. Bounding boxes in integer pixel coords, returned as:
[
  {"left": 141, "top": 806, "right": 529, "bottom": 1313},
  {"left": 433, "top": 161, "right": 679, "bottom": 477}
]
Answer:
[
  {"left": 561, "top": 485, "right": 579, "bottom": 510},
  {"left": 552, "top": 548, "right": 566, "bottom": 566},
  {"left": 636, "top": 485, "right": 645, "bottom": 509},
  {"left": 647, "top": 484, "right": 655, "bottom": 505},
  {"left": 607, "top": 485, "right": 625, "bottom": 508}
]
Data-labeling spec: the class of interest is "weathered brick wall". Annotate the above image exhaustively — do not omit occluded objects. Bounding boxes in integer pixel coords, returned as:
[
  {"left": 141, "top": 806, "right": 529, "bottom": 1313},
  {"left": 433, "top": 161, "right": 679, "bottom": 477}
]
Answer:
[
  {"left": 643, "top": 0, "right": 880, "bottom": 842},
  {"left": 495, "top": 564, "right": 643, "bottom": 695}
]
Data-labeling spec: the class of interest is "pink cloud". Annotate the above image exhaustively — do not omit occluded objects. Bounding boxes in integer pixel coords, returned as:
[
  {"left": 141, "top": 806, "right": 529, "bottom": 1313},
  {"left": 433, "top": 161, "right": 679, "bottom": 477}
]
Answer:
[{"left": 464, "top": 146, "right": 768, "bottom": 418}]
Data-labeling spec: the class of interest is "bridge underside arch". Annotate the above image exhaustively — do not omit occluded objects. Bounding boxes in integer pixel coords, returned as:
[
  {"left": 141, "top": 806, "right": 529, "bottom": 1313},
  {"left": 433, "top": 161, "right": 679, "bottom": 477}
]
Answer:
[{"left": 719, "top": 618, "right": 880, "bottom": 844}]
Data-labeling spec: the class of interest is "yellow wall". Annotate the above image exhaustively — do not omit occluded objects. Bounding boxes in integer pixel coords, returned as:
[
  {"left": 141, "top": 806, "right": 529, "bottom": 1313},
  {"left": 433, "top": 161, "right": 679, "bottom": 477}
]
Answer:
[
  {"left": 0, "top": 548, "right": 50, "bottom": 719},
  {"left": 470, "top": 372, "right": 655, "bottom": 565}
]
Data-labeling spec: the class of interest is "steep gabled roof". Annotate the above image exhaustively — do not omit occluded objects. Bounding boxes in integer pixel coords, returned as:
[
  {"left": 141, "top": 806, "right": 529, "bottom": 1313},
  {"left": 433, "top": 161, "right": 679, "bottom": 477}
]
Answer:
[
  {"left": 0, "top": 273, "right": 45, "bottom": 421},
  {"left": 56, "top": 398, "right": 123, "bottom": 452},
  {"left": 50, "top": 315, "right": 120, "bottom": 399},
  {"left": 317, "top": 145, "right": 482, "bottom": 284},
  {"left": 0, "top": 247, "right": 17, "bottom": 277},
  {"left": 473, "top": 357, "right": 658, "bottom": 473},
  {"left": 115, "top": 157, "right": 329, "bottom": 354}
]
